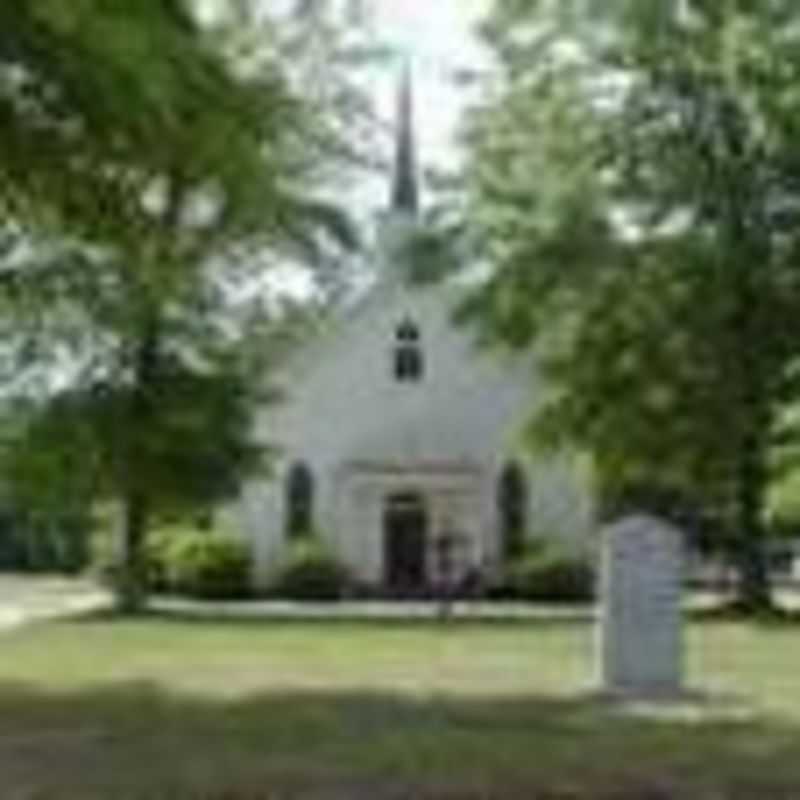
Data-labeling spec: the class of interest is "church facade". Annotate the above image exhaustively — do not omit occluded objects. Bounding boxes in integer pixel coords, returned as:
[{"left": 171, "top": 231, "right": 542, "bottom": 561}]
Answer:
[{"left": 231, "top": 75, "right": 594, "bottom": 593}]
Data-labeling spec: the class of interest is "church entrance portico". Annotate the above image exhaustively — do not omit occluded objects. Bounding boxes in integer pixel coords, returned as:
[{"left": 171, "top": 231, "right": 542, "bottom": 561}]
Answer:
[
  {"left": 383, "top": 492, "right": 428, "bottom": 594},
  {"left": 336, "top": 459, "right": 488, "bottom": 591}
]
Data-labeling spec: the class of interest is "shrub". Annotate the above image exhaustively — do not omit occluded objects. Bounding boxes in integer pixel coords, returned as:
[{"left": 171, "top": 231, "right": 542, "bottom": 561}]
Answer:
[
  {"left": 89, "top": 518, "right": 251, "bottom": 600},
  {"left": 270, "top": 539, "right": 350, "bottom": 601},
  {"left": 0, "top": 513, "right": 91, "bottom": 574},
  {"left": 90, "top": 521, "right": 187, "bottom": 593},
  {"left": 161, "top": 527, "right": 251, "bottom": 600},
  {"left": 500, "top": 543, "right": 595, "bottom": 603}
]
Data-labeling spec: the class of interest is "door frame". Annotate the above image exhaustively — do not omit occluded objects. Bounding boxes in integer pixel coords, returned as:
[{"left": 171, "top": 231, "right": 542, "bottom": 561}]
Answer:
[{"left": 383, "top": 491, "right": 428, "bottom": 594}]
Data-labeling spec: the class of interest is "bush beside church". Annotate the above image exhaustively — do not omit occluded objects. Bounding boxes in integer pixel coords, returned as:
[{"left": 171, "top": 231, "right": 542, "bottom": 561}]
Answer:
[
  {"left": 489, "top": 544, "right": 595, "bottom": 603},
  {"left": 94, "top": 521, "right": 594, "bottom": 603}
]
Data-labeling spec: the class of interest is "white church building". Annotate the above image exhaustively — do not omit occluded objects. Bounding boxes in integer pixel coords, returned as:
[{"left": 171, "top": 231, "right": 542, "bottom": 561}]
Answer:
[{"left": 233, "top": 75, "right": 593, "bottom": 594}]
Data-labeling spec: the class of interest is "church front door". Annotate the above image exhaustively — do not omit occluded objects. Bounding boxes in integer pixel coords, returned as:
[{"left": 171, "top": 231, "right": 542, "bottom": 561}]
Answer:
[{"left": 383, "top": 492, "right": 428, "bottom": 595}]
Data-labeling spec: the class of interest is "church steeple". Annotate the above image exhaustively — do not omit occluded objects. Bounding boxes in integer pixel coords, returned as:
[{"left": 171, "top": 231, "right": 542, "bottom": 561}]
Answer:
[{"left": 390, "top": 63, "right": 420, "bottom": 216}]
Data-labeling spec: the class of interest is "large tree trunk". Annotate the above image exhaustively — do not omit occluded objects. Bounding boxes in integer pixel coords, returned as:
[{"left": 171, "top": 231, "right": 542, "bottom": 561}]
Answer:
[
  {"left": 728, "top": 341, "right": 774, "bottom": 613},
  {"left": 114, "top": 323, "right": 160, "bottom": 615},
  {"left": 113, "top": 175, "right": 185, "bottom": 615},
  {"left": 718, "top": 156, "right": 775, "bottom": 612},
  {"left": 116, "top": 490, "right": 150, "bottom": 614},
  {"left": 729, "top": 238, "right": 773, "bottom": 613},
  {"left": 732, "top": 431, "right": 771, "bottom": 612}
]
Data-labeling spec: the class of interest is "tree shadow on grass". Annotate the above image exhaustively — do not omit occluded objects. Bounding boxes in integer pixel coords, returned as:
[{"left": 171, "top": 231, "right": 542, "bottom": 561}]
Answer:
[{"left": 0, "top": 680, "right": 798, "bottom": 800}]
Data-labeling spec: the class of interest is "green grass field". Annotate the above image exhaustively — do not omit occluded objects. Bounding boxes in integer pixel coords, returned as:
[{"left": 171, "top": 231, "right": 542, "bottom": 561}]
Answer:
[{"left": 1, "top": 616, "right": 800, "bottom": 799}]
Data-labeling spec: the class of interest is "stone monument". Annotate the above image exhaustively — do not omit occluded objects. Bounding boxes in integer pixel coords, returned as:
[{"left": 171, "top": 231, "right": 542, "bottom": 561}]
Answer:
[{"left": 599, "top": 515, "right": 685, "bottom": 698}]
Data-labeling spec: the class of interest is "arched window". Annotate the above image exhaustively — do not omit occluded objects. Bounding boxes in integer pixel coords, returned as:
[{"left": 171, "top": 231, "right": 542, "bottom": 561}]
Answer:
[
  {"left": 498, "top": 462, "right": 528, "bottom": 560},
  {"left": 285, "top": 462, "right": 314, "bottom": 539},
  {"left": 394, "top": 319, "right": 424, "bottom": 382}
]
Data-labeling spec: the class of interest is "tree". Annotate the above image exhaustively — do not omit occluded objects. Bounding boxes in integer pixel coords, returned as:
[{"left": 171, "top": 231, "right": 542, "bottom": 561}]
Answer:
[
  {"left": 463, "top": 0, "right": 800, "bottom": 610},
  {"left": 0, "top": 3, "right": 236, "bottom": 235},
  {"left": 0, "top": 3, "right": 357, "bottom": 612}
]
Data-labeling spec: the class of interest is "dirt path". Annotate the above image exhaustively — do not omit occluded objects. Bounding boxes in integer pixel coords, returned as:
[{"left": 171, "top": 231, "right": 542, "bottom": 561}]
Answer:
[{"left": 0, "top": 575, "right": 109, "bottom": 631}]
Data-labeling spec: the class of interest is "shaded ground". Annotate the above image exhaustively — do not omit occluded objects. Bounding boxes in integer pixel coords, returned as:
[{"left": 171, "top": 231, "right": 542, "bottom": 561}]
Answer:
[
  {"left": 0, "top": 617, "right": 799, "bottom": 798},
  {"left": 1, "top": 684, "right": 798, "bottom": 800}
]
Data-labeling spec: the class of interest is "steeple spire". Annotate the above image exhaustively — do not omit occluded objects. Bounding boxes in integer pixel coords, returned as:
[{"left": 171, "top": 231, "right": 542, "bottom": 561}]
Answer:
[{"left": 390, "top": 61, "right": 420, "bottom": 216}]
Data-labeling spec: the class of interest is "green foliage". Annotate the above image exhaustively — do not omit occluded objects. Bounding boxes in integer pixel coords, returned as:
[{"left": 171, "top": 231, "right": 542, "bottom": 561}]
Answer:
[
  {"left": 270, "top": 538, "right": 351, "bottom": 601},
  {"left": 1, "top": 355, "right": 270, "bottom": 519},
  {"left": 464, "top": 0, "right": 800, "bottom": 607},
  {"left": 156, "top": 525, "right": 252, "bottom": 601},
  {"left": 0, "top": 512, "right": 89, "bottom": 574},
  {"left": 0, "top": 2, "right": 364, "bottom": 614},
  {"left": 0, "top": 2, "right": 271, "bottom": 239},
  {"left": 495, "top": 542, "right": 595, "bottom": 603},
  {"left": 0, "top": 403, "right": 94, "bottom": 574},
  {"left": 769, "top": 468, "right": 800, "bottom": 529},
  {"left": 89, "top": 516, "right": 251, "bottom": 601}
]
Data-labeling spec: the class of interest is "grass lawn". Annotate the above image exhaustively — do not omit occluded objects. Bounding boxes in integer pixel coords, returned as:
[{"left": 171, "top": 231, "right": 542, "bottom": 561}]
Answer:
[{"left": 1, "top": 616, "right": 800, "bottom": 799}]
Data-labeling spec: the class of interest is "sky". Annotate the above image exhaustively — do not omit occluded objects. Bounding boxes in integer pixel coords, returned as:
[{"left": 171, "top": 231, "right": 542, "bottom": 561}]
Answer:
[
  {"left": 198, "top": 0, "right": 490, "bottom": 201},
  {"left": 359, "top": 0, "right": 489, "bottom": 190},
  {"left": 269, "top": 0, "right": 492, "bottom": 297}
]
